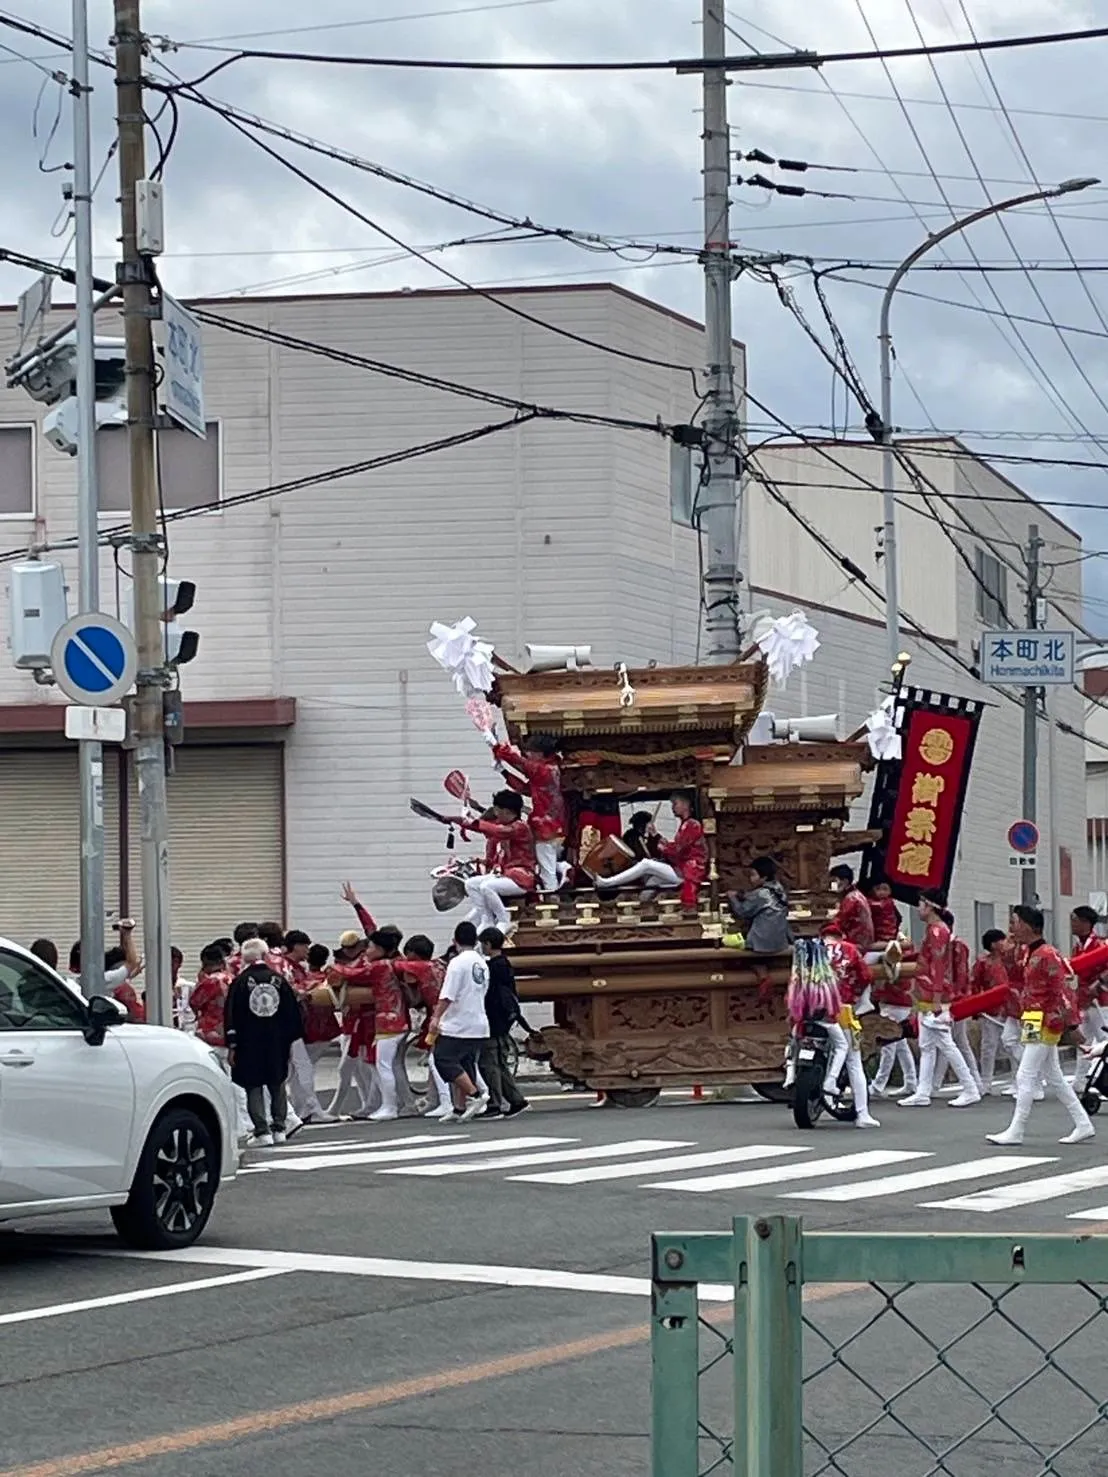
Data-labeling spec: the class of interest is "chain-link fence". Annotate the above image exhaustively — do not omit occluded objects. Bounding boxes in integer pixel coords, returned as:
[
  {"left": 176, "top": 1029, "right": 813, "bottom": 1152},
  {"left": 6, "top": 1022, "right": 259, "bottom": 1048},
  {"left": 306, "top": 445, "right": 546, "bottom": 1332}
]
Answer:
[{"left": 651, "top": 1218, "right": 1108, "bottom": 1477}]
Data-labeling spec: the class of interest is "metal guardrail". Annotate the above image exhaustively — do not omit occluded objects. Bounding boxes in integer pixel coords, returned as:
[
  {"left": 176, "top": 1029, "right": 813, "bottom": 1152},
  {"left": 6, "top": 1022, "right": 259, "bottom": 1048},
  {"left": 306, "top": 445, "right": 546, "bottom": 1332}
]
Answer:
[{"left": 651, "top": 1216, "right": 1108, "bottom": 1476}]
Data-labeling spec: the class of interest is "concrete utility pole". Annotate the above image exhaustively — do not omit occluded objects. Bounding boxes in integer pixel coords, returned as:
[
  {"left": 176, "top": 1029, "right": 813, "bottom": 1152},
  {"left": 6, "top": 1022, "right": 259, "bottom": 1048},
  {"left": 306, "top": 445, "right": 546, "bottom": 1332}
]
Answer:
[
  {"left": 113, "top": 0, "right": 172, "bottom": 1025},
  {"left": 699, "top": 0, "right": 742, "bottom": 664},
  {"left": 1022, "top": 524, "right": 1043, "bottom": 909},
  {"left": 72, "top": 0, "right": 106, "bottom": 998}
]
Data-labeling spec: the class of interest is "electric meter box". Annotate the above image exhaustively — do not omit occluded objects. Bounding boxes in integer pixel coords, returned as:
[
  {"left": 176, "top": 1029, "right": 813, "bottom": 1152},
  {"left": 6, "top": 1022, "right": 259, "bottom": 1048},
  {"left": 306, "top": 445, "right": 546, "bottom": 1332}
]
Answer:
[{"left": 9, "top": 560, "right": 68, "bottom": 669}]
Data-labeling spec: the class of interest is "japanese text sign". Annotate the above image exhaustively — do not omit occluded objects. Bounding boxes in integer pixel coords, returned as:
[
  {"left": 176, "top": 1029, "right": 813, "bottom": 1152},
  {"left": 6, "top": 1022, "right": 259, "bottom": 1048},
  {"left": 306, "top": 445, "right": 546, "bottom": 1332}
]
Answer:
[
  {"left": 884, "top": 707, "right": 977, "bottom": 897},
  {"left": 161, "top": 293, "right": 206, "bottom": 439},
  {"left": 981, "top": 629, "right": 1074, "bottom": 686}
]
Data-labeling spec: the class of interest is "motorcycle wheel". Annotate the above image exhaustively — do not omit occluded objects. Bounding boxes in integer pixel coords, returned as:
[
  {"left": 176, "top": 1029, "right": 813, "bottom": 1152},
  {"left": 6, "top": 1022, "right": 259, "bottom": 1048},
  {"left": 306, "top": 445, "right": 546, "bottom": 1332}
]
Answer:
[
  {"left": 792, "top": 1064, "right": 826, "bottom": 1129},
  {"left": 1082, "top": 1091, "right": 1101, "bottom": 1116}
]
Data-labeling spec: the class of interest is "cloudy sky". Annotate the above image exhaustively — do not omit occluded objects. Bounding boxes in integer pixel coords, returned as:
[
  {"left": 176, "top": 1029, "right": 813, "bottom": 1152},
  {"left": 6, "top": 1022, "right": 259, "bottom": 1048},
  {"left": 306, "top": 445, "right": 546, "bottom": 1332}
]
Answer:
[{"left": 4, "top": 0, "right": 1108, "bottom": 624}]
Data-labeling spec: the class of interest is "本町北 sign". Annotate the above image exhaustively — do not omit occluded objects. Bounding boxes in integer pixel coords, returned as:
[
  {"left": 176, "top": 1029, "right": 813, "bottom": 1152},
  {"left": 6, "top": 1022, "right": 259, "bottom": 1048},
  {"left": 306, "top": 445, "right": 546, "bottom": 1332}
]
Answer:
[{"left": 981, "top": 629, "right": 1074, "bottom": 686}]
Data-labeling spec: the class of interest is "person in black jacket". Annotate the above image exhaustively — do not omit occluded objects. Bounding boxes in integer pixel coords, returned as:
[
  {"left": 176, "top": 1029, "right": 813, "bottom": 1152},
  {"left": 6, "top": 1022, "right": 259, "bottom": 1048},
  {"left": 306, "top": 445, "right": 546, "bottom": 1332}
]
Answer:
[
  {"left": 478, "top": 927, "right": 531, "bottom": 1118},
  {"left": 225, "top": 938, "right": 305, "bottom": 1146}
]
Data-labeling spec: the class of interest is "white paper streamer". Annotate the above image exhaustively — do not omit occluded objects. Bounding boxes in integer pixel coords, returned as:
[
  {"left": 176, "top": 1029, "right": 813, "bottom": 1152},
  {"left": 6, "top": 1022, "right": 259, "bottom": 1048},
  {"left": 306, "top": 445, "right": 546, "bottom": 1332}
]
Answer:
[
  {"left": 427, "top": 617, "right": 495, "bottom": 698},
  {"left": 865, "top": 696, "right": 902, "bottom": 762},
  {"left": 755, "top": 611, "right": 821, "bottom": 687}
]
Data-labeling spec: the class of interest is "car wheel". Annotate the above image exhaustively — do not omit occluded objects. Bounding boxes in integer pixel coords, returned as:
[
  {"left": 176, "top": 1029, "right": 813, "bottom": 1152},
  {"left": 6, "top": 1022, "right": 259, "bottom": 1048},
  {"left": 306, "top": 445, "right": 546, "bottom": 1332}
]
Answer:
[{"left": 111, "top": 1106, "right": 218, "bottom": 1251}]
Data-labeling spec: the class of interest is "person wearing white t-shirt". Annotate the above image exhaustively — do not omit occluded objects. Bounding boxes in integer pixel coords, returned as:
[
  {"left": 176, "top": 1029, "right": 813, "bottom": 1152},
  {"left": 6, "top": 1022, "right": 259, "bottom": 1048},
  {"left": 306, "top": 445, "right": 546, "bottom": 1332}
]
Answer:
[{"left": 427, "top": 921, "right": 490, "bottom": 1124}]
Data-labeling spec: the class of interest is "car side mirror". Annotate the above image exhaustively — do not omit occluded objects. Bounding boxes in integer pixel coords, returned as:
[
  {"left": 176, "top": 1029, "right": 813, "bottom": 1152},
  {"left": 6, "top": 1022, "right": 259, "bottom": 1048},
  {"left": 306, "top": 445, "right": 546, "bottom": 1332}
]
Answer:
[{"left": 84, "top": 993, "right": 126, "bottom": 1045}]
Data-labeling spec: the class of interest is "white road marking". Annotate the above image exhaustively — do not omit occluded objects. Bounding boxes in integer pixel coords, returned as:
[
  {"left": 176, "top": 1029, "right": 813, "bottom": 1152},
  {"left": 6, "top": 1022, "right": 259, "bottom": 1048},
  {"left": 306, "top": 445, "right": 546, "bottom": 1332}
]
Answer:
[
  {"left": 0, "top": 1268, "right": 287, "bottom": 1326},
  {"left": 511, "top": 1144, "right": 809, "bottom": 1186},
  {"left": 94, "top": 1244, "right": 736, "bottom": 1303},
  {"left": 1067, "top": 1205, "right": 1108, "bottom": 1221},
  {"left": 650, "top": 1149, "right": 927, "bottom": 1193},
  {"left": 273, "top": 1135, "right": 441, "bottom": 1155},
  {"left": 782, "top": 1155, "right": 1057, "bottom": 1202},
  {"left": 249, "top": 1135, "right": 571, "bottom": 1172},
  {"left": 924, "top": 1163, "right": 1108, "bottom": 1213},
  {"left": 379, "top": 1139, "right": 696, "bottom": 1177}
]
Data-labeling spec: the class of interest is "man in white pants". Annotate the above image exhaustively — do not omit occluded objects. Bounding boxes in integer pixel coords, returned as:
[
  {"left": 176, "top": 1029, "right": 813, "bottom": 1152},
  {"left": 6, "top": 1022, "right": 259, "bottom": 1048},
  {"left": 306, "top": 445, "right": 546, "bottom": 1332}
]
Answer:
[
  {"left": 900, "top": 893, "right": 980, "bottom": 1110},
  {"left": 459, "top": 789, "right": 537, "bottom": 932},
  {"left": 1069, "top": 906, "right": 1108, "bottom": 1095},
  {"left": 491, "top": 733, "right": 566, "bottom": 894},
  {"left": 987, "top": 905, "right": 1094, "bottom": 1147}
]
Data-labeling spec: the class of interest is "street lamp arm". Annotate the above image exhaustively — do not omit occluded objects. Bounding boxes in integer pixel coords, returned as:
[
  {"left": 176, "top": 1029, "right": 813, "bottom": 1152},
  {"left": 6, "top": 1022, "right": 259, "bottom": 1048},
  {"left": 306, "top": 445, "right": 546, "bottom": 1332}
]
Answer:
[
  {"left": 879, "top": 184, "right": 1083, "bottom": 353},
  {"left": 875, "top": 176, "right": 1097, "bottom": 675}
]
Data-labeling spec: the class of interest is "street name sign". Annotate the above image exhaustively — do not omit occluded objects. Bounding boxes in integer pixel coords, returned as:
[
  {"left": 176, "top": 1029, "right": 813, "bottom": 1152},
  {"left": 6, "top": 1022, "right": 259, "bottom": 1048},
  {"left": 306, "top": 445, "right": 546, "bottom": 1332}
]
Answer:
[
  {"left": 981, "top": 629, "right": 1074, "bottom": 686},
  {"left": 162, "top": 292, "right": 206, "bottom": 438}
]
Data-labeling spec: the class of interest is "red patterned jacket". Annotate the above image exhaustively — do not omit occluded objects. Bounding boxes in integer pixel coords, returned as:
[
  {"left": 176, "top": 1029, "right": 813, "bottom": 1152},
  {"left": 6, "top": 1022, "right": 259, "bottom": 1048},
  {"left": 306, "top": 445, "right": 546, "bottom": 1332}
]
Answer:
[
  {"left": 1021, "top": 940, "right": 1078, "bottom": 1041},
  {"left": 296, "top": 968, "right": 342, "bottom": 1045},
  {"left": 466, "top": 817, "right": 536, "bottom": 890},
  {"left": 1071, "top": 933, "right": 1105, "bottom": 1011},
  {"left": 825, "top": 938, "right": 869, "bottom": 1006},
  {"left": 834, "top": 889, "right": 875, "bottom": 953},
  {"left": 397, "top": 958, "right": 446, "bottom": 1050},
  {"left": 190, "top": 969, "right": 232, "bottom": 1047},
  {"left": 493, "top": 744, "right": 566, "bottom": 843},
  {"left": 915, "top": 919, "right": 955, "bottom": 1006},
  {"left": 659, "top": 818, "right": 708, "bottom": 909},
  {"left": 870, "top": 897, "right": 902, "bottom": 945}
]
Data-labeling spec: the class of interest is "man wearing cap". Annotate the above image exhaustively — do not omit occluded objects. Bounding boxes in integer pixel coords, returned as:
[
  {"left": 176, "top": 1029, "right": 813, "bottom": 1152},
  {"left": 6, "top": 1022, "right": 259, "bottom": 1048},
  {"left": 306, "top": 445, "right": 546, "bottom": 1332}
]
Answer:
[{"left": 328, "top": 929, "right": 378, "bottom": 1117}]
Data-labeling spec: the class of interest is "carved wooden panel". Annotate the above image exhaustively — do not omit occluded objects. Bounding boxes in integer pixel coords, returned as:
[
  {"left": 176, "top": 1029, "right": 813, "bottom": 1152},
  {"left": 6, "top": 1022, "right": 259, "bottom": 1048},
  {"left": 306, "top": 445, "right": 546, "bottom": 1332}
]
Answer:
[{"left": 607, "top": 993, "right": 711, "bottom": 1032}]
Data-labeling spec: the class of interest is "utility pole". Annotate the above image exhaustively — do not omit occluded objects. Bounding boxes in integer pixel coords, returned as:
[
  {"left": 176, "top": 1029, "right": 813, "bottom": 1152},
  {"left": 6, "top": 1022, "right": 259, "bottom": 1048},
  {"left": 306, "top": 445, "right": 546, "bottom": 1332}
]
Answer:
[
  {"left": 699, "top": 0, "right": 742, "bottom": 664},
  {"left": 113, "top": 0, "right": 172, "bottom": 1025},
  {"left": 72, "top": 0, "right": 105, "bottom": 997},
  {"left": 1022, "top": 524, "right": 1043, "bottom": 909}
]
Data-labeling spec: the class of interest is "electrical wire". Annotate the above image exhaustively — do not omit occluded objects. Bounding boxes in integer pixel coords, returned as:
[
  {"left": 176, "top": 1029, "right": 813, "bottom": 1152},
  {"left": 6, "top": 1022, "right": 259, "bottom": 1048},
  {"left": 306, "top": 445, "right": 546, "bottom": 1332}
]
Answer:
[
  {"left": 177, "top": 0, "right": 566, "bottom": 47},
  {"left": 162, "top": 22, "right": 1108, "bottom": 72},
  {"left": 164, "top": 82, "right": 704, "bottom": 391}
]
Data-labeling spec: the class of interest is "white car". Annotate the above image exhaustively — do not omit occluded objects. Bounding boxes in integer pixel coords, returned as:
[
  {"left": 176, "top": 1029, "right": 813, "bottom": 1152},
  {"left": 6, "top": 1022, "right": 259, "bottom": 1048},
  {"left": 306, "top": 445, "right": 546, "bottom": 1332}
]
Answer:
[{"left": 0, "top": 938, "right": 237, "bottom": 1249}]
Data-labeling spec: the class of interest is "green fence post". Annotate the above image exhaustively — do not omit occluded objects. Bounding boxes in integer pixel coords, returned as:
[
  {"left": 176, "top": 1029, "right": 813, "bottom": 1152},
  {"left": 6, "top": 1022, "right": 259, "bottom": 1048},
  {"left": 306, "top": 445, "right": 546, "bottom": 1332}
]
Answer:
[
  {"left": 735, "top": 1215, "right": 803, "bottom": 1477},
  {"left": 651, "top": 1273, "right": 702, "bottom": 1477}
]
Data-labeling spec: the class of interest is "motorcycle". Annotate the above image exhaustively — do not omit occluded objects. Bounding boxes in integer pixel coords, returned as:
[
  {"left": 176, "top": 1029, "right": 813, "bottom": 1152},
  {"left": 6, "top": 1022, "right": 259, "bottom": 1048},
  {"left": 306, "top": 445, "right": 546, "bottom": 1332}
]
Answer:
[
  {"left": 1080, "top": 1048, "right": 1108, "bottom": 1116},
  {"left": 787, "top": 1018, "right": 859, "bottom": 1130}
]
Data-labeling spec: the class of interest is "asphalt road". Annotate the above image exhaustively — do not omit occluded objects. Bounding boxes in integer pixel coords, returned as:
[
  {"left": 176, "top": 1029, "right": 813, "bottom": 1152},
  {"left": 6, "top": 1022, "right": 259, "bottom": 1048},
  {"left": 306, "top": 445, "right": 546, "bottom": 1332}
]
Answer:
[{"left": 1, "top": 1088, "right": 1106, "bottom": 1476}]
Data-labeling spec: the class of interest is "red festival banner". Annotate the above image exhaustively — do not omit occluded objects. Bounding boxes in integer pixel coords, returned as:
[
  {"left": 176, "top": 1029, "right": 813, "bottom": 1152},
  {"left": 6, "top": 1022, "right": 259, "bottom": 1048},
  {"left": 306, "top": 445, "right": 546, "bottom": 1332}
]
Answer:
[{"left": 883, "top": 707, "right": 978, "bottom": 897}]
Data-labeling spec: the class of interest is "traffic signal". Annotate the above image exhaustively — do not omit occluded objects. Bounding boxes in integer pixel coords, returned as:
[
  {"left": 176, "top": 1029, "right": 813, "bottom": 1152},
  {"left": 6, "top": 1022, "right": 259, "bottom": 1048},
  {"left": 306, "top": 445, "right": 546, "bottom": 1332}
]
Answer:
[
  {"left": 18, "top": 334, "right": 128, "bottom": 456},
  {"left": 123, "top": 576, "right": 199, "bottom": 669}
]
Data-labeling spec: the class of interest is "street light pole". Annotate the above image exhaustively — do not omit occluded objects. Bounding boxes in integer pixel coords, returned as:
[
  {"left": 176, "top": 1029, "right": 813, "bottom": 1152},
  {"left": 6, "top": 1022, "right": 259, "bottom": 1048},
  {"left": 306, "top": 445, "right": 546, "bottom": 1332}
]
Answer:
[{"left": 877, "top": 177, "right": 1098, "bottom": 672}]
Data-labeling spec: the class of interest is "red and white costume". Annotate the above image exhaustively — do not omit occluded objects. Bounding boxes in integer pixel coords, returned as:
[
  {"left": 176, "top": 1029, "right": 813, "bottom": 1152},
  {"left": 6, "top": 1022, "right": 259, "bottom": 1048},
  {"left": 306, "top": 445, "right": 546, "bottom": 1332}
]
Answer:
[
  {"left": 285, "top": 963, "right": 338, "bottom": 1124},
  {"left": 494, "top": 742, "right": 566, "bottom": 893},
  {"left": 462, "top": 816, "right": 537, "bottom": 931},
  {"left": 870, "top": 927, "right": 918, "bottom": 1099},
  {"left": 598, "top": 815, "right": 708, "bottom": 910},
  {"left": 397, "top": 958, "right": 452, "bottom": 1117},
  {"left": 900, "top": 918, "right": 980, "bottom": 1108},
  {"left": 973, "top": 948, "right": 1022, "bottom": 1091},
  {"left": 820, "top": 934, "right": 879, "bottom": 1127},
  {"left": 1071, "top": 934, "right": 1108, "bottom": 1093},
  {"left": 988, "top": 940, "right": 1092, "bottom": 1146}
]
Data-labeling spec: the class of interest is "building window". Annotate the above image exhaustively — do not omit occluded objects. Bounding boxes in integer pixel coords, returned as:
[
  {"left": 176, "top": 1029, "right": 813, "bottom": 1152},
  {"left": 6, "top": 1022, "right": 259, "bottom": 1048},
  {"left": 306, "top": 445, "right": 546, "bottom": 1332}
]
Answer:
[
  {"left": 0, "top": 425, "right": 34, "bottom": 516},
  {"left": 973, "top": 901, "right": 995, "bottom": 945},
  {"left": 95, "top": 421, "right": 220, "bottom": 514},
  {"left": 974, "top": 546, "right": 1008, "bottom": 626}
]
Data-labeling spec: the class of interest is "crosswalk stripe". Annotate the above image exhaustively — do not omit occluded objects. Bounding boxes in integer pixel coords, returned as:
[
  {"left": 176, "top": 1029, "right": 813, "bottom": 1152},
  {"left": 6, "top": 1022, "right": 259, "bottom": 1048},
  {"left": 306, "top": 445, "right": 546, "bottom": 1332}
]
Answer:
[
  {"left": 781, "top": 1155, "right": 1058, "bottom": 1202},
  {"left": 510, "top": 1144, "right": 810, "bottom": 1186},
  {"left": 648, "top": 1148, "right": 927, "bottom": 1193},
  {"left": 274, "top": 1136, "right": 432, "bottom": 1154},
  {"left": 260, "top": 1136, "right": 572, "bottom": 1172},
  {"left": 1066, "top": 1205, "right": 1108, "bottom": 1221},
  {"left": 923, "top": 1163, "right": 1108, "bottom": 1213},
  {"left": 378, "top": 1139, "right": 697, "bottom": 1177}
]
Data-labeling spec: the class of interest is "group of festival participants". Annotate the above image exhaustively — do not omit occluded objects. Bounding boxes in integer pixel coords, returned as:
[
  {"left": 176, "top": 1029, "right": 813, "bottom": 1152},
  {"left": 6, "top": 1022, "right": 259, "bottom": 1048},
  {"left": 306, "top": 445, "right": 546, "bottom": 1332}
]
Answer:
[
  {"left": 790, "top": 863, "right": 1106, "bottom": 1143},
  {"left": 442, "top": 732, "right": 1108, "bottom": 1145},
  {"left": 48, "top": 732, "right": 1107, "bottom": 1146}
]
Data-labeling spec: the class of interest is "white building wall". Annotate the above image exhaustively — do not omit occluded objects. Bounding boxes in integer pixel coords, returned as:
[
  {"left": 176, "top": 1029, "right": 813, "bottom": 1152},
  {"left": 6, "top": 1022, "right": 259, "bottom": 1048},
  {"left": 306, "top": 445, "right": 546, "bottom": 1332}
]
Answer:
[
  {"left": 0, "top": 285, "right": 708, "bottom": 946},
  {"left": 754, "top": 440, "right": 1087, "bottom": 943}
]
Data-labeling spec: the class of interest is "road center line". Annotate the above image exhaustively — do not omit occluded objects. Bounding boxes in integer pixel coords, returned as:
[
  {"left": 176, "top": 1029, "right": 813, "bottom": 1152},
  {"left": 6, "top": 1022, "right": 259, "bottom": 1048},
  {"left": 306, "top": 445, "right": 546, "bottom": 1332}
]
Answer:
[
  {"left": 0, "top": 1282, "right": 857, "bottom": 1477},
  {"left": 0, "top": 1268, "right": 288, "bottom": 1327}
]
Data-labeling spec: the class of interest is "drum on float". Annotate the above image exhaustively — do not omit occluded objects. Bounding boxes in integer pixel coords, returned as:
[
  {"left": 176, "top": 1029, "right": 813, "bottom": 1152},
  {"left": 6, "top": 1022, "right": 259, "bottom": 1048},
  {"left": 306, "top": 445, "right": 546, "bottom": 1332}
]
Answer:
[{"left": 581, "top": 834, "right": 635, "bottom": 881}]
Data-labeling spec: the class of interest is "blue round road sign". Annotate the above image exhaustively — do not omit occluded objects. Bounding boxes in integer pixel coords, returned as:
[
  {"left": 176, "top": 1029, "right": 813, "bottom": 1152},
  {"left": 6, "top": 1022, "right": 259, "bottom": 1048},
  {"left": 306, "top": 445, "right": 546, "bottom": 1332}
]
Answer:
[
  {"left": 1008, "top": 820, "right": 1039, "bottom": 855},
  {"left": 49, "top": 613, "right": 138, "bottom": 707}
]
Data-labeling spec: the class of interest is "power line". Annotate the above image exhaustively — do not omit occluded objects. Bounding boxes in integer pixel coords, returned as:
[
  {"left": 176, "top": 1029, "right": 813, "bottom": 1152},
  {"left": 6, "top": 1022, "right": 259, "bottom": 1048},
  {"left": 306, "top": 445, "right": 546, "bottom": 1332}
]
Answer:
[
  {"left": 161, "top": 23, "right": 1108, "bottom": 73},
  {"left": 177, "top": 0, "right": 566, "bottom": 48}
]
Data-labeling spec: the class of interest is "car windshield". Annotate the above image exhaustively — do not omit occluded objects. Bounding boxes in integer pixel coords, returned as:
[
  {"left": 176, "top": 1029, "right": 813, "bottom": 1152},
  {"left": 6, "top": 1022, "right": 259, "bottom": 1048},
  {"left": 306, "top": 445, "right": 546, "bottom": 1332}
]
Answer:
[{"left": 0, "top": 949, "right": 88, "bottom": 1031}]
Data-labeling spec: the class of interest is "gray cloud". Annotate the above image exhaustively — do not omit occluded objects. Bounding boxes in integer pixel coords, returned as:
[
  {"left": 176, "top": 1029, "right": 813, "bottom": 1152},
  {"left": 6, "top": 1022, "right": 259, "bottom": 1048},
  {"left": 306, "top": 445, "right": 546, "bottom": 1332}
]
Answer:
[{"left": 4, "top": 0, "right": 1108, "bottom": 620}]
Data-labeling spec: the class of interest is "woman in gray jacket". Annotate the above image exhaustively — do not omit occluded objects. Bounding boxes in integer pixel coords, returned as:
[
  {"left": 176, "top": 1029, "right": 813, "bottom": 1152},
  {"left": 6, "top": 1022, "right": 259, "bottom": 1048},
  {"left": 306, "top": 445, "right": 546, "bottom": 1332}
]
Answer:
[{"left": 727, "top": 856, "right": 793, "bottom": 954}]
